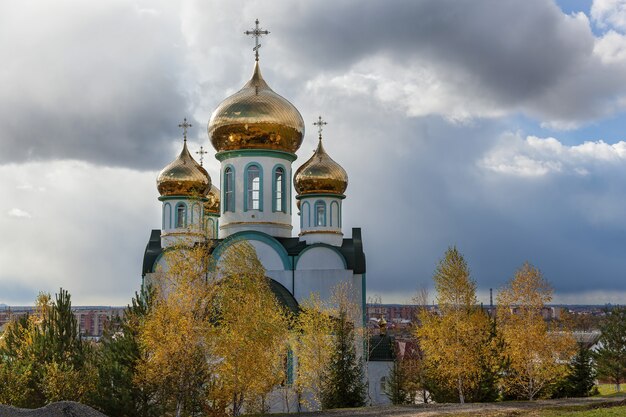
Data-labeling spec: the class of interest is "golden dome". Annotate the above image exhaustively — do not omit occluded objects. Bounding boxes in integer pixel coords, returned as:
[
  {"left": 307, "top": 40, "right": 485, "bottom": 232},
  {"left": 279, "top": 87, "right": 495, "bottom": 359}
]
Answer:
[
  {"left": 294, "top": 138, "right": 348, "bottom": 196},
  {"left": 157, "top": 141, "right": 211, "bottom": 197},
  {"left": 208, "top": 62, "right": 305, "bottom": 154},
  {"left": 204, "top": 184, "right": 221, "bottom": 214}
]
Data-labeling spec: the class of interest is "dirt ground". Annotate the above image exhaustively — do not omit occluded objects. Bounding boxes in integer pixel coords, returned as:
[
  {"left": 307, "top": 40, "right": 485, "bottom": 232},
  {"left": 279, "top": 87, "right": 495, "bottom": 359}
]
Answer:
[{"left": 273, "top": 395, "right": 626, "bottom": 417}]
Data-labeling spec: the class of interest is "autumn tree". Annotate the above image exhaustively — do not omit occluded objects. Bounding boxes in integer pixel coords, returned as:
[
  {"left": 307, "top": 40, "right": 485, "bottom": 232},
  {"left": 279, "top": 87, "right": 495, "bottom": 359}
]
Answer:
[
  {"left": 416, "top": 247, "right": 496, "bottom": 404},
  {"left": 136, "top": 243, "right": 216, "bottom": 417},
  {"left": 137, "top": 240, "right": 290, "bottom": 417},
  {"left": 211, "top": 241, "right": 291, "bottom": 416},
  {"left": 497, "top": 262, "right": 576, "bottom": 400},
  {"left": 292, "top": 293, "right": 334, "bottom": 410},
  {"left": 595, "top": 307, "right": 626, "bottom": 392}
]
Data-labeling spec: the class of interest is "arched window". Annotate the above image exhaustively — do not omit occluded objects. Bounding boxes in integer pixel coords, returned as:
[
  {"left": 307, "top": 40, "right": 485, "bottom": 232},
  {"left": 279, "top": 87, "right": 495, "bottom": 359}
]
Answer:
[
  {"left": 245, "top": 164, "right": 262, "bottom": 211},
  {"left": 273, "top": 166, "right": 285, "bottom": 212},
  {"left": 175, "top": 203, "right": 186, "bottom": 228},
  {"left": 314, "top": 200, "right": 326, "bottom": 227},
  {"left": 224, "top": 167, "right": 234, "bottom": 212}
]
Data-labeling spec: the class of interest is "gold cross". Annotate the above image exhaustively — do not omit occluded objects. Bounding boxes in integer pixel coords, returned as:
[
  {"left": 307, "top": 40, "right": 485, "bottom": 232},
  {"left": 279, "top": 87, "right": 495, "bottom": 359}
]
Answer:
[
  {"left": 178, "top": 118, "right": 192, "bottom": 143},
  {"left": 244, "top": 19, "right": 270, "bottom": 62},
  {"left": 313, "top": 116, "right": 327, "bottom": 139},
  {"left": 196, "top": 146, "right": 208, "bottom": 166}
]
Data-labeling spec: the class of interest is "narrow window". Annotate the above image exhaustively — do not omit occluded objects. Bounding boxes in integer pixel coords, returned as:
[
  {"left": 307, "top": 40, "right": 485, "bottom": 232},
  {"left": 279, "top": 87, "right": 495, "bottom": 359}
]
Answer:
[
  {"left": 314, "top": 201, "right": 326, "bottom": 226},
  {"left": 274, "top": 167, "right": 285, "bottom": 212},
  {"left": 247, "top": 165, "right": 261, "bottom": 210},
  {"left": 176, "top": 204, "right": 186, "bottom": 228},
  {"left": 224, "top": 167, "right": 234, "bottom": 212}
]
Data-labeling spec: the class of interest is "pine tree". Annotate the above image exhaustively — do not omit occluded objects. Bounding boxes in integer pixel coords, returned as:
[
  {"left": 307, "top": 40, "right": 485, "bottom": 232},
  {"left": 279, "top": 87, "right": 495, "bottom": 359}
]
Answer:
[
  {"left": 90, "top": 289, "right": 160, "bottom": 417},
  {"left": 555, "top": 344, "right": 596, "bottom": 398},
  {"left": 595, "top": 307, "right": 626, "bottom": 392},
  {"left": 321, "top": 308, "right": 366, "bottom": 409}
]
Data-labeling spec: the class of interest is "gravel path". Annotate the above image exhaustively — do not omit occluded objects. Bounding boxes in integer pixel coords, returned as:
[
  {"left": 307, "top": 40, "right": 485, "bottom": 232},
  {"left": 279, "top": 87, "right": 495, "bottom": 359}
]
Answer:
[
  {"left": 0, "top": 402, "right": 107, "bottom": 417},
  {"left": 275, "top": 396, "right": 626, "bottom": 417}
]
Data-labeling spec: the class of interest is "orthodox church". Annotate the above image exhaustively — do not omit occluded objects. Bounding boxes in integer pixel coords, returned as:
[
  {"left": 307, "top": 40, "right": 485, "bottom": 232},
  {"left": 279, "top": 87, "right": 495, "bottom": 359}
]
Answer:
[{"left": 141, "top": 22, "right": 366, "bottom": 339}]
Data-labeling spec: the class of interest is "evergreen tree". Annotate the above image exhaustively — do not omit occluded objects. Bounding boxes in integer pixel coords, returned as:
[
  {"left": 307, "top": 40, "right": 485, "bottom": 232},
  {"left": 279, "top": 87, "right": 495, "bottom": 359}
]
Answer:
[
  {"left": 385, "top": 353, "right": 408, "bottom": 405},
  {"left": 595, "top": 307, "right": 626, "bottom": 392},
  {"left": 90, "top": 289, "right": 160, "bottom": 417},
  {"left": 321, "top": 309, "right": 366, "bottom": 409},
  {"left": 554, "top": 343, "right": 597, "bottom": 398}
]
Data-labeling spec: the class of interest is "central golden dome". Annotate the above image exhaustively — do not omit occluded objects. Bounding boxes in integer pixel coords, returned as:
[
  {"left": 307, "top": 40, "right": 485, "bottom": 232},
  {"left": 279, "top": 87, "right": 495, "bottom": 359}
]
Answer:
[
  {"left": 294, "top": 138, "right": 348, "bottom": 196},
  {"left": 208, "top": 62, "right": 305, "bottom": 154}
]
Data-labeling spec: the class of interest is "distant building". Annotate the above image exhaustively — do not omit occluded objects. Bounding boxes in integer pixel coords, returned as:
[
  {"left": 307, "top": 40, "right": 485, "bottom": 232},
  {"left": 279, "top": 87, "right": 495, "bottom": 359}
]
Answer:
[{"left": 0, "top": 306, "right": 124, "bottom": 339}]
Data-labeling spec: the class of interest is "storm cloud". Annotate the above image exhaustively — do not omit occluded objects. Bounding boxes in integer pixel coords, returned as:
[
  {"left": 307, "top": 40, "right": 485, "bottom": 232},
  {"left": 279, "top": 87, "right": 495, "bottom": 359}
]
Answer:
[{"left": 2, "top": 0, "right": 626, "bottom": 305}]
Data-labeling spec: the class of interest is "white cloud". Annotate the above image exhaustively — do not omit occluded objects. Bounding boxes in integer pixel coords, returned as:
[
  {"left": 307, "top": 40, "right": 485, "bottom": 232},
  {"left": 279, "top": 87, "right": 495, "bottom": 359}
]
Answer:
[
  {"left": 591, "top": 0, "right": 626, "bottom": 31},
  {"left": 8, "top": 208, "right": 32, "bottom": 219},
  {"left": 481, "top": 133, "right": 626, "bottom": 177},
  {"left": 0, "top": 160, "right": 160, "bottom": 305}
]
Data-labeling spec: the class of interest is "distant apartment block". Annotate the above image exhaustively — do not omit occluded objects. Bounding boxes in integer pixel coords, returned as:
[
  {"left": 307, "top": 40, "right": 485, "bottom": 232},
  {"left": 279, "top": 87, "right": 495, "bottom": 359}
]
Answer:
[{"left": 0, "top": 306, "right": 125, "bottom": 338}]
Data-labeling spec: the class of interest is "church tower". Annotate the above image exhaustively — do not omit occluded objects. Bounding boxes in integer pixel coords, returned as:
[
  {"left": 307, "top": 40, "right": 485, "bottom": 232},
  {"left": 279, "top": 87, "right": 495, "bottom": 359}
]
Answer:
[
  {"left": 294, "top": 117, "right": 348, "bottom": 247},
  {"left": 156, "top": 119, "right": 212, "bottom": 248},
  {"left": 207, "top": 20, "right": 304, "bottom": 239}
]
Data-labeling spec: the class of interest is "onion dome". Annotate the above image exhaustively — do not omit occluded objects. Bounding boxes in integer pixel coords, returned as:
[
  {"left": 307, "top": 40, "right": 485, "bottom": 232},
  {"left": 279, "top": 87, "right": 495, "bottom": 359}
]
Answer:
[
  {"left": 294, "top": 138, "right": 348, "bottom": 196},
  {"left": 157, "top": 141, "right": 211, "bottom": 197},
  {"left": 204, "top": 184, "right": 221, "bottom": 214},
  {"left": 208, "top": 62, "right": 305, "bottom": 154}
]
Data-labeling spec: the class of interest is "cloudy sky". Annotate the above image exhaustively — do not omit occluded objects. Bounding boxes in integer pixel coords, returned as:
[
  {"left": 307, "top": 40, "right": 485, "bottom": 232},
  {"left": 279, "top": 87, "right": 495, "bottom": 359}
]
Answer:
[{"left": 2, "top": 0, "right": 626, "bottom": 306}]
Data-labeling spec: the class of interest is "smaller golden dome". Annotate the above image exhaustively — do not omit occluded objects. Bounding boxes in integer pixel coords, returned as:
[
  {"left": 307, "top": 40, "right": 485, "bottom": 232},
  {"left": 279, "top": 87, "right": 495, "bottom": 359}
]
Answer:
[
  {"left": 294, "top": 138, "right": 348, "bottom": 196},
  {"left": 157, "top": 141, "right": 211, "bottom": 197},
  {"left": 204, "top": 184, "right": 221, "bottom": 214}
]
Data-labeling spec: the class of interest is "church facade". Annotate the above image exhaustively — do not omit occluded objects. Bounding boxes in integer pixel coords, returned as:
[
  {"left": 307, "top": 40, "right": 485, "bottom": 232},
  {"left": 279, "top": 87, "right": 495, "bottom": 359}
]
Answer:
[{"left": 141, "top": 23, "right": 370, "bottom": 409}]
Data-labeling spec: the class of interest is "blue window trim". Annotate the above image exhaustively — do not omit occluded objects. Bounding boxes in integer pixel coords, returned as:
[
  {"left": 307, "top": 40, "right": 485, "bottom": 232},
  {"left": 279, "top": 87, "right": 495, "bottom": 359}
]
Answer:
[
  {"left": 314, "top": 200, "right": 327, "bottom": 227},
  {"left": 163, "top": 202, "right": 172, "bottom": 229},
  {"left": 330, "top": 201, "right": 339, "bottom": 227},
  {"left": 301, "top": 201, "right": 310, "bottom": 228},
  {"left": 288, "top": 169, "right": 292, "bottom": 215},
  {"left": 175, "top": 202, "right": 187, "bottom": 228},
  {"left": 272, "top": 164, "right": 287, "bottom": 213},
  {"left": 190, "top": 202, "right": 200, "bottom": 224},
  {"left": 223, "top": 164, "right": 236, "bottom": 213},
  {"left": 244, "top": 162, "right": 264, "bottom": 212}
]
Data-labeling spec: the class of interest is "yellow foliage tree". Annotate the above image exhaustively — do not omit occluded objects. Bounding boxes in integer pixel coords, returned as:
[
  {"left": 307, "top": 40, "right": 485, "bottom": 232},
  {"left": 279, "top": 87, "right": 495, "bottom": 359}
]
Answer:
[
  {"left": 212, "top": 241, "right": 290, "bottom": 416},
  {"left": 136, "top": 243, "right": 216, "bottom": 417},
  {"left": 292, "top": 293, "right": 334, "bottom": 410},
  {"left": 497, "top": 262, "right": 576, "bottom": 400},
  {"left": 138, "top": 239, "right": 290, "bottom": 417},
  {"left": 416, "top": 246, "right": 496, "bottom": 404}
]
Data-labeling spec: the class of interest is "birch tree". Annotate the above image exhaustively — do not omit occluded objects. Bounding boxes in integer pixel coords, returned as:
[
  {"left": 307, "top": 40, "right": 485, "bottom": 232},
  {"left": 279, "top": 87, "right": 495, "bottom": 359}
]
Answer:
[
  {"left": 416, "top": 246, "right": 495, "bottom": 404},
  {"left": 497, "top": 262, "right": 576, "bottom": 400}
]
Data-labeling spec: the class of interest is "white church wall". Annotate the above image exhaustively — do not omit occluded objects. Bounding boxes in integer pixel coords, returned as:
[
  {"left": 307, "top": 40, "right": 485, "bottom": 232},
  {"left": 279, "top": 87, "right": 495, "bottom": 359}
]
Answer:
[
  {"left": 296, "top": 246, "right": 345, "bottom": 270},
  {"left": 367, "top": 361, "right": 392, "bottom": 406},
  {"left": 219, "top": 154, "right": 294, "bottom": 238},
  {"left": 247, "top": 239, "right": 285, "bottom": 271}
]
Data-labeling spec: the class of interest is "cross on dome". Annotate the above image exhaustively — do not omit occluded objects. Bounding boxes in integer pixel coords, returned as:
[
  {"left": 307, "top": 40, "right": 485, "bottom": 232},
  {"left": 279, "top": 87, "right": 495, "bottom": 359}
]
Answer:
[
  {"left": 244, "top": 19, "right": 270, "bottom": 62},
  {"left": 196, "top": 146, "right": 208, "bottom": 166},
  {"left": 313, "top": 116, "right": 327, "bottom": 139},
  {"left": 178, "top": 118, "right": 192, "bottom": 143}
]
